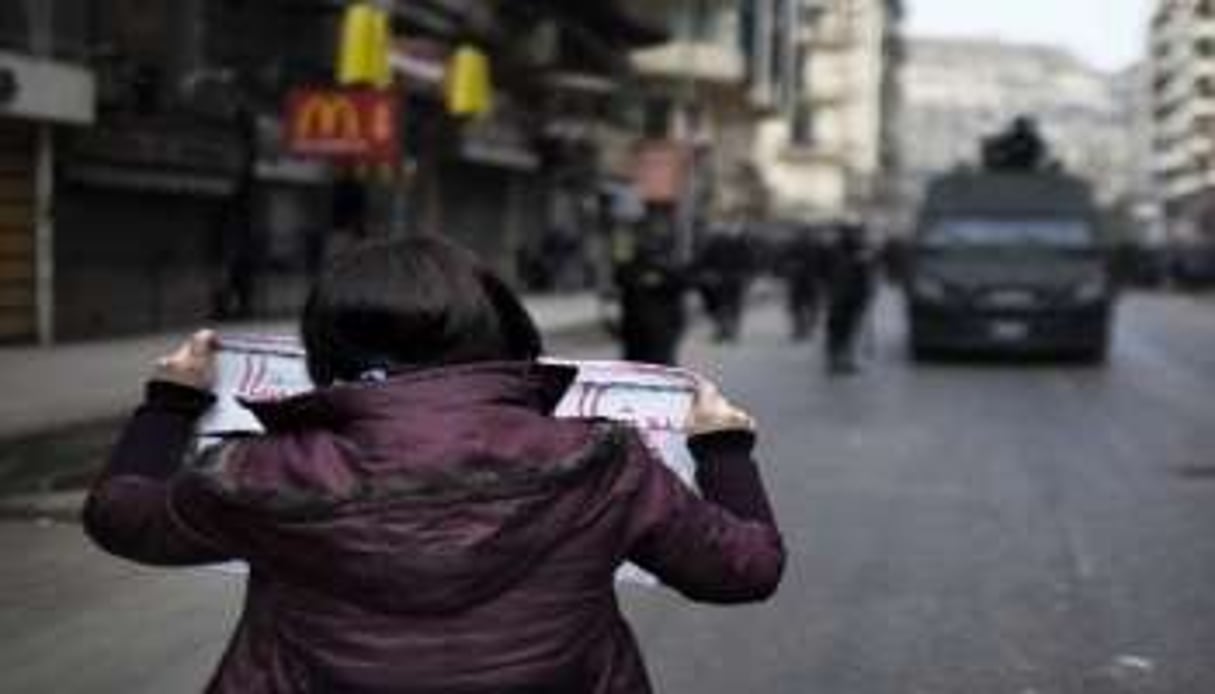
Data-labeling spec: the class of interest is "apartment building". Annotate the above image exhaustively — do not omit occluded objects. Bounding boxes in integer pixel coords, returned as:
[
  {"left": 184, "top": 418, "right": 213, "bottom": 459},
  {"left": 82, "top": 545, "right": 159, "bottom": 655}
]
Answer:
[
  {"left": 1151, "top": 0, "right": 1215, "bottom": 242},
  {"left": 629, "top": 0, "right": 801, "bottom": 236},
  {"left": 755, "top": 0, "right": 905, "bottom": 228}
]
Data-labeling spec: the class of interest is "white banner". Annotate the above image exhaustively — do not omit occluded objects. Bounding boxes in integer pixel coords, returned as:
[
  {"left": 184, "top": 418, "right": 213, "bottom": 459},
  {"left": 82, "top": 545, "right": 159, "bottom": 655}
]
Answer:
[{"left": 199, "top": 335, "right": 704, "bottom": 586}]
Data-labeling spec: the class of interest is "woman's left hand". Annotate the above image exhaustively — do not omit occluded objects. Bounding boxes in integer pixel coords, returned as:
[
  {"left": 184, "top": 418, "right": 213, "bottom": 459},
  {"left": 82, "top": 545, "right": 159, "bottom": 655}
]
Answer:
[{"left": 154, "top": 330, "right": 218, "bottom": 391}]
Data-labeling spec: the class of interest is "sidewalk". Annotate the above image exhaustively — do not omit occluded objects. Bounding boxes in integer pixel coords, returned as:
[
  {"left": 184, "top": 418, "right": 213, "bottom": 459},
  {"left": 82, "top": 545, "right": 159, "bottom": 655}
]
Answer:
[
  {"left": 0, "top": 293, "right": 602, "bottom": 520},
  {"left": 0, "top": 293, "right": 601, "bottom": 441}
]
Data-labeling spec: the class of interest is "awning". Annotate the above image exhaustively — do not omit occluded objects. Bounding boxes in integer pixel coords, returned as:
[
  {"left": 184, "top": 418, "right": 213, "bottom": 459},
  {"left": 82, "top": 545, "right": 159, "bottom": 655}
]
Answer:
[
  {"left": 62, "top": 164, "right": 238, "bottom": 197},
  {"left": 461, "top": 140, "right": 540, "bottom": 171},
  {"left": 0, "top": 51, "right": 95, "bottom": 125}
]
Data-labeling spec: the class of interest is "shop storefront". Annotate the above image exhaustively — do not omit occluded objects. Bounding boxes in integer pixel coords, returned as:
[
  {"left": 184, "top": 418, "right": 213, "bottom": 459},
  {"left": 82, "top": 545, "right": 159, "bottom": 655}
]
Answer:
[
  {"left": 0, "top": 120, "right": 37, "bottom": 341},
  {"left": 55, "top": 117, "right": 242, "bottom": 338}
]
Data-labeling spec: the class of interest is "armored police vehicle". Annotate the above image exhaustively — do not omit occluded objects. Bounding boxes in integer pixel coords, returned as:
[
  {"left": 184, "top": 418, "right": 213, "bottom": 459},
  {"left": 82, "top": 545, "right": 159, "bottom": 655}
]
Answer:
[{"left": 906, "top": 122, "right": 1116, "bottom": 362}]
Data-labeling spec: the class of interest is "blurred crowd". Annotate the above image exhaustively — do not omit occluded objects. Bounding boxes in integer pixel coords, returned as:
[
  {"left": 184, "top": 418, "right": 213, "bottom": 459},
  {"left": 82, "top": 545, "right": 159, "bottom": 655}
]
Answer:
[{"left": 606, "top": 219, "right": 902, "bottom": 376}]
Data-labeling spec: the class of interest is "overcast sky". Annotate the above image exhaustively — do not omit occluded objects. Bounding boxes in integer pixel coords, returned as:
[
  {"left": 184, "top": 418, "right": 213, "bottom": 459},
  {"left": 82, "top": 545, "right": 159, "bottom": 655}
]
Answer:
[{"left": 907, "top": 0, "right": 1154, "bottom": 71}]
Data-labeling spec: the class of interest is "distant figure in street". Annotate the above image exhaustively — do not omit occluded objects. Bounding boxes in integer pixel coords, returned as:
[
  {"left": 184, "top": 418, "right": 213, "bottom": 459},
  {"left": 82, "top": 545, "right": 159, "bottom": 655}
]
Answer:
[
  {"left": 694, "top": 221, "right": 757, "bottom": 342},
  {"left": 212, "top": 105, "right": 260, "bottom": 320},
  {"left": 824, "top": 223, "right": 876, "bottom": 374},
  {"left": 323, "top": 175, "right": 371, "bottom": 263},
  {"left": 615, "top": 232, "right": 689, "bottom": 365},
  {"left": 878, "top": 236, "right": 909, "bottom": 285},
  {"left": 83, "top": 235, "right": 784, "bottom": 694},
  {"left": 779, "top": 225, "right": 827, "bottom": 341},
  {"left": 211, "top": 188, "right": 258, "bottom": 320}
]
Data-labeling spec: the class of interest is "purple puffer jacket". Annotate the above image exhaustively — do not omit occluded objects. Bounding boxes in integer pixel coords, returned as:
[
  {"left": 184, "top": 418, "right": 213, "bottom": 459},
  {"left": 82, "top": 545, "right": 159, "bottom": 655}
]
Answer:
[{"left": 84, "top": 361, "right": 784, "bottom": 693}]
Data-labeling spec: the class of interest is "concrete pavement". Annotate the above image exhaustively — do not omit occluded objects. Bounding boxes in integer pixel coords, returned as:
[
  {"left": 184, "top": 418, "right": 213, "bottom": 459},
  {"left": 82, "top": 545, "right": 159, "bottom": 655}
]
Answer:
[{"left": 0, "top": 293, "right": 602, "bottom": 441}]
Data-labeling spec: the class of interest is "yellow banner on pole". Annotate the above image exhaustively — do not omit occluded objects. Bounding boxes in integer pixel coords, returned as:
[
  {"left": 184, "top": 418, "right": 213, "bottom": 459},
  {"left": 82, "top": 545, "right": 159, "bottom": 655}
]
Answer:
[
  {"left": 338, "top": 3, "right": 392, "bottom": 87},
  {"left": 446, "top": 45, "right": 493, "bottom": 117}
]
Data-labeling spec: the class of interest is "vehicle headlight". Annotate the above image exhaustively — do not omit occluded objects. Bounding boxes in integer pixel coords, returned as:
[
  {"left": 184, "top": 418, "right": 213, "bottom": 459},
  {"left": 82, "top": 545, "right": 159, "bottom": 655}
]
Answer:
[
  {"left": 1072, "top": 278, "right": 1107, "bottom": 303},
  {"left": 911, "top": 276, "right": 948, "bottom": 301}
]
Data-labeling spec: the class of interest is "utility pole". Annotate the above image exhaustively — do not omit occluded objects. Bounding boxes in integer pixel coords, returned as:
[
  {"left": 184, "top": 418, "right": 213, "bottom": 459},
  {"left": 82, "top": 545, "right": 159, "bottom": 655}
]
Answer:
[{"left": 29, "top": 0, "right": 56, "bottom": 344}]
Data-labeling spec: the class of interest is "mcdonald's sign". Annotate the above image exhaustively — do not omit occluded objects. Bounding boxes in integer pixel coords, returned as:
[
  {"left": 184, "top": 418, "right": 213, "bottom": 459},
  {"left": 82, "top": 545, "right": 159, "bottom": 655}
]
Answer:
[{"left": 285, "top": 88, "right": 400, "bottom": 162}]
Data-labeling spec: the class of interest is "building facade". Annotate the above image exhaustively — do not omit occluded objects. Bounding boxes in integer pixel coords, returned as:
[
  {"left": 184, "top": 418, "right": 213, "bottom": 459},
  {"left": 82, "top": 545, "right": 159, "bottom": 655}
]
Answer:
[
  {"left": 628, "top": 0, "right": 801, "bottom": 249},
  {"left": 0, "top": 0, "right": 342, "bottom": 342},
  {"left": 388, "top": 1, "right": 664, "bottom": 292},
  {"left": 755, "top": 0, "right": 905, "bottom": 229},
  {"left": 1, "top": 0, "right": 667, "bottom": 342},
  {"left": 1112, "top": 61, "right": 1163, "bottom": 242},
  {"left": 1150, "top": 0, "right": 1215, "bottom": 244}
]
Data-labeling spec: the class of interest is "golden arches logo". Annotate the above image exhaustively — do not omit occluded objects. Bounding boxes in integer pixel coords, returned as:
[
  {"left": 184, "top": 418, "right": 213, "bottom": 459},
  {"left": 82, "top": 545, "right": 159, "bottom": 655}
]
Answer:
[{"left": 294, "top": 95, "right": 362, "bottom": 141}]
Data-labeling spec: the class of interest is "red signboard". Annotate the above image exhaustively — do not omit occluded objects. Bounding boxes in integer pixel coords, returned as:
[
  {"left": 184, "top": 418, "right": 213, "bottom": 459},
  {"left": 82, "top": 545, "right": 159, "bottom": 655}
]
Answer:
[
  {"left": 634, "top": 140, "right": 691, "bottom": 204},
  {"left": 285, "top": 88, "right": 400, "bottom": 163}
]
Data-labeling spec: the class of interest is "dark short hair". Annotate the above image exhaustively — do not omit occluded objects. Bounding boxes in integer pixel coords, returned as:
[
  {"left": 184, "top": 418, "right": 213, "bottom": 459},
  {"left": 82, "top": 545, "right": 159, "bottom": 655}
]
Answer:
[{"left": 301, "top": 235, "right": 543, "bottom": 385}]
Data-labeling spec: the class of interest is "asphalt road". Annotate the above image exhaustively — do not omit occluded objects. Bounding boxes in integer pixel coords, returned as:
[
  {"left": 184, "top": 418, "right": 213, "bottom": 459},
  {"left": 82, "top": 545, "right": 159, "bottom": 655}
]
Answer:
[{"left": 3, "top": 293, "right": 1215, "bottom": 693}]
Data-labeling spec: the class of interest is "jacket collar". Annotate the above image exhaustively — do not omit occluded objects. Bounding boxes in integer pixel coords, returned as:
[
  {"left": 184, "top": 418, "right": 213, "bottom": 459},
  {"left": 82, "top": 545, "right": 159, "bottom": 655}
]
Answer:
[{"left": 242, "top": 361, "right": 577, "bottom": 432}]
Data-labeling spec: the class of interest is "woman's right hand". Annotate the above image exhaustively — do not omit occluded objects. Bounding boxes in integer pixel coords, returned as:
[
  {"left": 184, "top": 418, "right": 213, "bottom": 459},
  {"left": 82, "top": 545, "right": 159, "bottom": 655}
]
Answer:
[{"left": 687, "top": 378, "right": 756, "bottom": 436}]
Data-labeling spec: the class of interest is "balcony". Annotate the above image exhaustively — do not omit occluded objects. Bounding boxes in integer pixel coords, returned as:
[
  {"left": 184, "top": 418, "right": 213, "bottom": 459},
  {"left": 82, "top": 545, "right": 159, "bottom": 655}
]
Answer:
[
  {"left": 779, "top": 134, "right": 853, "bottom": 165},
  {"left": 1161, "top": 168, "right": 1215, "bottom": 201},
  {"left": 1157, "top": 140, "right": 1207, "bottom": 173},
  {"left": 1195, "top": 17, "right": 1215, "bottom": 39},
  {"left": 1152, "top": 10, "right": 1193, "bottom": 47},
  {"left": 805, "top": 62, "right": 852, "bottom": 105},
  {"left": 631, "top": 40, "right": 746, "bottom": 87},
  {"left": 1156, "top": 78, "right": 1195, "bottom": 115}
]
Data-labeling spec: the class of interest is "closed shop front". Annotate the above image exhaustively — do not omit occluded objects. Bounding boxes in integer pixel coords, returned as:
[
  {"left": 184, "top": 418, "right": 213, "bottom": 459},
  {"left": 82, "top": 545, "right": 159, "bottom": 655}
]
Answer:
[
  {"left": 55, "top": 117, "right": 243, "bottom": 339},
  {"left": 0, "top": 122, "right": 35, "bottom": 342}
]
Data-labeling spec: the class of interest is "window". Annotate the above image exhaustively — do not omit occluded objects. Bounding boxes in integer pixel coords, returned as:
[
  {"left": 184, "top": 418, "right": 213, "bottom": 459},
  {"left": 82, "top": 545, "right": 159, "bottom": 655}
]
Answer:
[
  {"left": 792, "top": 44, "right": 807, "bottom": 100},
  {"left": 770, "top": 0, "right": 787, "bottom": 90},
  {"left": 643, "top": 98, "right": 672, "bottom": 139},
  {"left": 738, "top": 0, "right": 756, "bottom": 79},
  {"left": 0, "top": 4, "right": 28, "bottom": 53},
  {"left": 685, "top": 0, "right": 717, "bottom": 42},
  {"left": 0, "top": 0, "right": 91, "bottom": 60},
  {"left": 799, "top": 1, "right": 826, "bottom": 28},
  {"left": 924, "top": 219, "right": 1095, "bottom": 249},
  {"left": 51, "top": 0, "right": 90, "bottom": 58},
  {"left": 791, "top": 103, "right": 816, "bottom": 147}
]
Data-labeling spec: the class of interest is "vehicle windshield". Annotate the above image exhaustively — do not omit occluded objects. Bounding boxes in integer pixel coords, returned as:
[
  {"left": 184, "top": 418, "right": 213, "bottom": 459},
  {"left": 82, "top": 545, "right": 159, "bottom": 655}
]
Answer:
[{"left": 922, "top": 218, "right": 1095, "bottom": 249}]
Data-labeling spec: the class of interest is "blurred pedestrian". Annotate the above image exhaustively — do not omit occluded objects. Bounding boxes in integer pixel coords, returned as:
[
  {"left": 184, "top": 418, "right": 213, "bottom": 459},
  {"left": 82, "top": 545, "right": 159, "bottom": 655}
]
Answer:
[
  {"left": 210, "top": 184, "right": 258, "bottom": 319},
  {"left": 694, "top": 221, "right": 757, "bottom": 343},
  {"left": 780, "top": 225, "right": 827, "bottom": 341},
  {"left": 83, "top": 235, "right": 784, "bottom": 693},
  {"left": 615, "top": 231, "right": 689, "bottom": 365},
  {"left": 824, "top": 223, "right": 876, "bottom": 374}
]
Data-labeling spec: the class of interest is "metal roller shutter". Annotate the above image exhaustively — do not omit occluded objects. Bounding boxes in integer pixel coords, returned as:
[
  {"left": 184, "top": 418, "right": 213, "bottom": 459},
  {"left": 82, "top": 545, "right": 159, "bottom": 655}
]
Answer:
[{"left": 0, "top": 123, "right": 36, "bottom": 341}]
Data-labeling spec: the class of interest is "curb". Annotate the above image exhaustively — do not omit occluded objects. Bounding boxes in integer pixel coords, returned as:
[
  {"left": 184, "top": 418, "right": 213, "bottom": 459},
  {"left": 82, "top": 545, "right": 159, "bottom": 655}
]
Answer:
[{"left": 0, "top": 491, "right": 86, "bottom": 524}]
